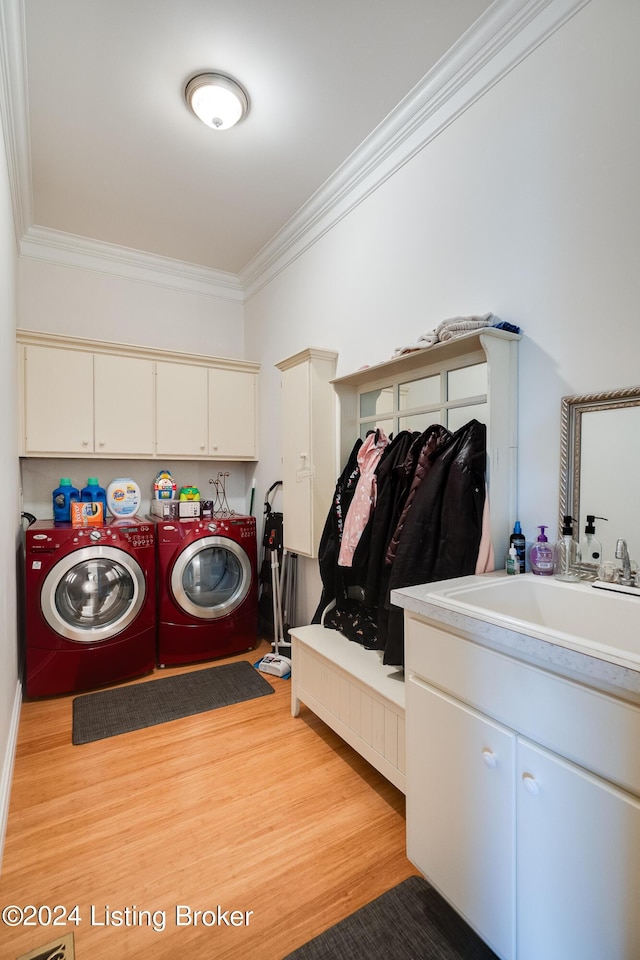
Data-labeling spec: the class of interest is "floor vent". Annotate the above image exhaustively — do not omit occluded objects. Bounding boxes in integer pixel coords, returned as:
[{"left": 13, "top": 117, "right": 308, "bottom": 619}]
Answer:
[{"left": 17, "top": 932, "right": 74, "bottom": 960}]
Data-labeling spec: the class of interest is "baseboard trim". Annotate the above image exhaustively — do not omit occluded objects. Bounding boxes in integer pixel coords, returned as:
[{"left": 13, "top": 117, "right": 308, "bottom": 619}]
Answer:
[{"left": 0, "top": 679, "right": 22, "bottom": 873}]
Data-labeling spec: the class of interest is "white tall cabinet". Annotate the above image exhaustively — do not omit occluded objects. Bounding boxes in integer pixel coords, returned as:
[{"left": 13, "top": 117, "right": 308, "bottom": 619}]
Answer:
[{"left": 276, "top": 348, "right": 338, "bottom": 558}]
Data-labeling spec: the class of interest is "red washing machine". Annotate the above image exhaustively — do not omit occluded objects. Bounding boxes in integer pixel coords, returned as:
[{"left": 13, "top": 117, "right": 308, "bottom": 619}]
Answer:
[
  {"left": 24, "top": 519, "right": 156, "bottom": 698},
  {"left": 155, "top": 514, "right": 258, "bottom": 667}
]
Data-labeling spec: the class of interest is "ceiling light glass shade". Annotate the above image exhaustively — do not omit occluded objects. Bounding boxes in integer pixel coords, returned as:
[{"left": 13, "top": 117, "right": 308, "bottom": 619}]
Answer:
[{"left": 185, "top": 73, "right": 249, "bottom": 130}]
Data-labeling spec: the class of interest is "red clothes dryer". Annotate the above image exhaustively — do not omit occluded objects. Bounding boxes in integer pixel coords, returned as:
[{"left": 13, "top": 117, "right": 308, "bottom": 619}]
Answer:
[
  {"left": 24, "top": 519, "right": 156, "bottom": 698},
  {"left": 155, "top": 515, "right": 258, "bottom": 667}
]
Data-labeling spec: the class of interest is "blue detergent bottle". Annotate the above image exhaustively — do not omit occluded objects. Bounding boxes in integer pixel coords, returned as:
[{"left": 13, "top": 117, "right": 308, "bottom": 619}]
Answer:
[
  {"left": 80, "top": 477, "right": 108, "bottom": 515},
  {"left": 52, "top": 478, "right": 80, "bottom": 522}
]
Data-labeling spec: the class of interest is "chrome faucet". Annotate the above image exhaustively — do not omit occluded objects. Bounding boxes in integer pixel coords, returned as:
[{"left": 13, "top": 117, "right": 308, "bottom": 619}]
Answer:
[{"left": 615, "top": 539, "right": 635, "bottom": 586}]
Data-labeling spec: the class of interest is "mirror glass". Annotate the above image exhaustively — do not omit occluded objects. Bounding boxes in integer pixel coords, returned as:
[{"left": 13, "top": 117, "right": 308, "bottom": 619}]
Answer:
[
  {"left": 357, "top": 362, "right": 489, "bottom": 441},
  {"left": 559, "top": 386, "right": 640, "bottom": 565},
  {"left": 399, "top": 374, "right": 440, "bottom": 409},
  {"left": 448, "top": 362, "right": 487, "bottom": 401}
]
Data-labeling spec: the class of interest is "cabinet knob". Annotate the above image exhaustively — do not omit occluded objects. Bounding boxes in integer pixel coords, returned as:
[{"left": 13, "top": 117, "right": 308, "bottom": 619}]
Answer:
[
  {"left": 481, "top": 749, "right": 497, "bottom": 769},
  {"left": 98, "top": 441, "right": 105, "bottom": 448},
  {"left": 522, "top": 773, "right": 539, "bottom": 795},
  {"left": 200, "top": 443, "right": 205, "bottom": 450},
  {"left": 82, "top": 440, "right": 89, "bottom": 447}
]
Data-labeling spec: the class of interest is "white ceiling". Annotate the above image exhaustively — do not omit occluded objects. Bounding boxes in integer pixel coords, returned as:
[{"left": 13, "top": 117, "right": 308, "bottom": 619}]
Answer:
[{"left": 19, "top": 0, "right": 494, "bottom": 277}]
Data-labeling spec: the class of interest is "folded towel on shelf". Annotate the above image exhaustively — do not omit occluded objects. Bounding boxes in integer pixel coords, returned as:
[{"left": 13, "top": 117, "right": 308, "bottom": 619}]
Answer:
[
  {"left": 436, "top": 312, "right": 496, "bottom": 341},
  {"left": 391, "top": 314, "right": 520, "bottom": 358},
  {"left": 392, "top": 329, "right": 438, "bottom": 357}
]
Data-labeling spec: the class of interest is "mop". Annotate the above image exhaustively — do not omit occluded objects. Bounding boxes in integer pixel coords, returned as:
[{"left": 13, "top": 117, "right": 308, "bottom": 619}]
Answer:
[{"left": 256, "top": 544, "right": 292, "bottom": 678}]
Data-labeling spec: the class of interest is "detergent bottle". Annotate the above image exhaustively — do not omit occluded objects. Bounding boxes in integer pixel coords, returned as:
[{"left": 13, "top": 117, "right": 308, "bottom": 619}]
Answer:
[
  {"left": 80, "top": 477, "right": 108, "bottom": 514},
  {"left": 52, "top": 478, "right": 80, "bottom": 522}
]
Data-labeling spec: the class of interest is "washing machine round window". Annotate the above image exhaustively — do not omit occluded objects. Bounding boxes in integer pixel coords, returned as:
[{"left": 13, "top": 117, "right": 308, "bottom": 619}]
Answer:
[
  {"left": 41, "top": 546, "right": 146, "bottom": 643},
  {"left": 171, "top": 535, "right": 252, "bottom": 620}
]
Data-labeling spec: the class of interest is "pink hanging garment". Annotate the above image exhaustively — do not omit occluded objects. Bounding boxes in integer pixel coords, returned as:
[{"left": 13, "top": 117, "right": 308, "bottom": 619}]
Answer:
[
  {"left": 475, "top": 489, "right": 495, "bottom": 573},
  {"left": 338, "top": 429, "right": 390, "bottom": 567}
]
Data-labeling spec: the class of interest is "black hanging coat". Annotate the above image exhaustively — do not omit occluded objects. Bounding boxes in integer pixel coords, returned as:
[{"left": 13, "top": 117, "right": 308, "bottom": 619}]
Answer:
[
  {"left": 384, "top": 419, "right": 487, "bottom": 665},
  {"left": 312, "top": 438, "right": 363, "bottom": 623}
]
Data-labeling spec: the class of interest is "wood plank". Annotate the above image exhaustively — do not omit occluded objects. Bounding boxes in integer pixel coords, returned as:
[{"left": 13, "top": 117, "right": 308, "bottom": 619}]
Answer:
[{"left": 0, "top": 641, "right": 414, "bottom": 959}]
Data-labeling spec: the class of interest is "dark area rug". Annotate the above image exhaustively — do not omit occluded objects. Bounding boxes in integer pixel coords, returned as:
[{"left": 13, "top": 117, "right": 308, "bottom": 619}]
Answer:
[
  {"left": 72, "top": 660, "right": 274, "bottom": 744},
  {"left": 282, "top": 876, "right": 499, "bottom": 960}
]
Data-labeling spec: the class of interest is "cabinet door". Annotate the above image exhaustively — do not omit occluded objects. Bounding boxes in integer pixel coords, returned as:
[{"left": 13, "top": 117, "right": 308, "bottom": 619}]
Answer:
[
  {"left": 280, "top": 360, "right": 313, "bottom": 555},
  {"left": 94, "top": 354, "right": 155, "bottom": 455},
  {"left": 406, "top": 677, "right": 516, "bottom": 960},
  {"left": 208, "top": 369, "right": 257, "bottom": 459},
  {"left": 156, "top": 362, "right": 208, "bottom": 456},
  {"left": 517, "top": 738, "right": 640, "bottom": 960},
  {"left": 23, "top": 345, "right": 94, "bottom": 454}
]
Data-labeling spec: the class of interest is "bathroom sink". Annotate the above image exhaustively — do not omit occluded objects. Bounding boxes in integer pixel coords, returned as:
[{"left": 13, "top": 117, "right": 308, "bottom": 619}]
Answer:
[{"left": 408, "top": 572, "right": 640, "bottom": 668}]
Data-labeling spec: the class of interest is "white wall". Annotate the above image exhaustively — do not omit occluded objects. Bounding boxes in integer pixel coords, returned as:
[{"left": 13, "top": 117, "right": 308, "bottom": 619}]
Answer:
[
  {"left": 19, "top": 257, "right": 246, "bottom": 358},
  {"left": 0, "top": 101, "right": 21, "bottom": 863},
  {"left": 245, "top": 0, "right": 640, "bottom": 620}
]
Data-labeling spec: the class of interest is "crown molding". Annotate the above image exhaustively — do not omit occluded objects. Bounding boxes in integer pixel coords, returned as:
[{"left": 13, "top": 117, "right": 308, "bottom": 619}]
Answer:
[
  {"left": 19, "top": 225, "right": 244, "bottom": 302},
  {"left": 239, "top": 0, "right": 592, "bottom": 299},
  {"left": 0, "top": 0, "right": 31, "bottom": 246}
]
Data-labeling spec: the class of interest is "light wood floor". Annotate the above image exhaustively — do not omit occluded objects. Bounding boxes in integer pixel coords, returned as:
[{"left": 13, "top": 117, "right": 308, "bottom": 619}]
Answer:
[{"left": 0, "top": 639, "right": 415, "bottom": 959}]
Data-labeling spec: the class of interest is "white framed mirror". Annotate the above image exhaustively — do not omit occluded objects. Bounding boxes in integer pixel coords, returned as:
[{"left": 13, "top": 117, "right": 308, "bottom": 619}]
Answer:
[{"left": 559, "top": 385, "right": 640, "bottom": 565}]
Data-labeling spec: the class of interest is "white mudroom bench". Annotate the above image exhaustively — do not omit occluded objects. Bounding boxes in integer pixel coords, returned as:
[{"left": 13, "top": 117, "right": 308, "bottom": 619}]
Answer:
[{"left": 289, "top": 624, "right": 406, "bottom": 793}]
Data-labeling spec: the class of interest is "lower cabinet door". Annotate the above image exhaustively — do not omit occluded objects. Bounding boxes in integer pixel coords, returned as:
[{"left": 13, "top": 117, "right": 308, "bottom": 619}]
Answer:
[
  {"left": 517, "top": 737, "right": 640, "bottom": 960},
  {"left": 406, "top": 677, "right": 516, "bottom": 959}
]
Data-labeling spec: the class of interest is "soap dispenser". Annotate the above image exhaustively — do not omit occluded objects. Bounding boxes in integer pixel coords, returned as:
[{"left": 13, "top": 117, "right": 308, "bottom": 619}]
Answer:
[
  {"left": 506, "top": 545, "right": 520, "bottom": 575},
  {"left": 530, "top": 526, "right": 554, "bottom": 576},
  {"left": 554, "top": 515, "right": 579, "bottom": 582},
  {"left": 579, "top": 515, "right": 608, "bottom": 563}
]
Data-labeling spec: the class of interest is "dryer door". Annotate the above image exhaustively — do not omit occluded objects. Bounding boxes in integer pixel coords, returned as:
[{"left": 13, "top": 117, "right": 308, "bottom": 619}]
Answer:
[
  {"left": 41, "top": 545, "right": 146, "bottom": 643},
  {"left": 171, "top": 536, "right": 252, "bottom": 620}
]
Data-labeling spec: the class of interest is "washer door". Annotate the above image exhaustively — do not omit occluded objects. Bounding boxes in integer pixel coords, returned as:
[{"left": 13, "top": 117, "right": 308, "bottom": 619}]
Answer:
[
  {"left": 41, "top": 545, "right": 146, "bottom": 643},
  {"left": 171, "top": 536, "right": 252, "bottom": 620}
]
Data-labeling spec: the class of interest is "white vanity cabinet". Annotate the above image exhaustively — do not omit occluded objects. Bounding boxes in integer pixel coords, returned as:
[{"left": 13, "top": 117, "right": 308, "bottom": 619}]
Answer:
[
  {"left": 21, "top": 343, "right": 154, "bottom": 456},
  {"left": 407, "top": 678, "right": 516, "bottom": 958},
  {"left": 405, "top": 613, "right": 640, "bottom": 960},
  {"left": 276, "top": 348, "right": 338, "bottom": 558},
  {"left": 516, "top": 739, "right": 640, "bottom": 960}
]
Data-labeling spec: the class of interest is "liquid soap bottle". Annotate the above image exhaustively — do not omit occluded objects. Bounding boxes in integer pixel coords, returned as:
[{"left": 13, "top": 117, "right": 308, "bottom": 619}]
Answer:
[
  {"left": 554, "top": 515, "right": 579, "bottom": 582},
  {"left": 506, "top": 545, "right": 520, "bottom": 575},
  {"left": 509, "top": 521, "right": 526, "bottom": 574},
  {"left": 579, "top": 514, "right": 607, "bottom": 563},
  {"left": 530, "top": 525, "right": 554, "bottom": 576}
]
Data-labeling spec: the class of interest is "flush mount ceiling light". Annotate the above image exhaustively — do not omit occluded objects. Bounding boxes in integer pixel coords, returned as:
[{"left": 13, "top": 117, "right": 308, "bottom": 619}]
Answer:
[{"left": 185, "top": 73, "right": 249, "bottom": 130}]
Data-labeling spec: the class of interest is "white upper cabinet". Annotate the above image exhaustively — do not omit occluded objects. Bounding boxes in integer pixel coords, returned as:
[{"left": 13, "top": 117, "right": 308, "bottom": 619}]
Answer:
[
  {"left": 156, "top": 361, "right": 209, "bottom": 457},
  {"left": 18, "top": 330, "right": 259, "bottom": 461},
  {"left": 22, "top": 344, "right": 94, "bottom": 455},
  {"left": 209, "top": 368, "right": 257, "bottom": 460},
  {"left": 93, "top": 353, "right": 155, "bottom": 456}
]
